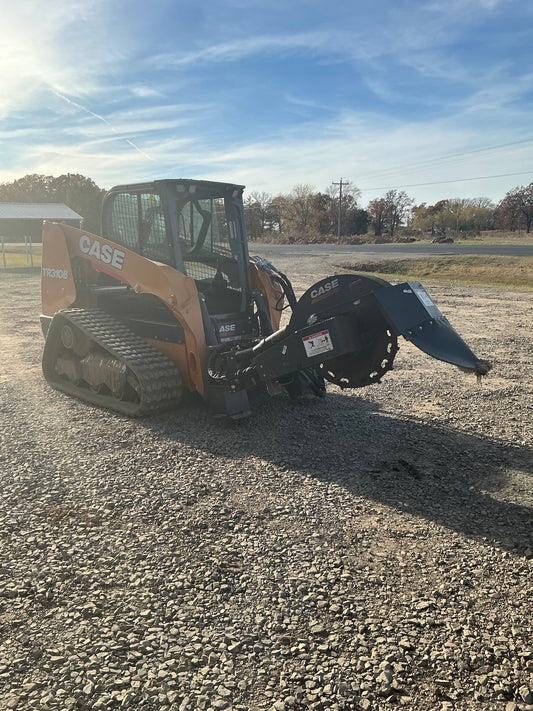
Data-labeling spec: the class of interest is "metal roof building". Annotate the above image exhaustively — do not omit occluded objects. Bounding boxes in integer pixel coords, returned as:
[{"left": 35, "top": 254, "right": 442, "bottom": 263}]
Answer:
[{"left": 0, "top": 203, "right": 82, "bottom": 241}]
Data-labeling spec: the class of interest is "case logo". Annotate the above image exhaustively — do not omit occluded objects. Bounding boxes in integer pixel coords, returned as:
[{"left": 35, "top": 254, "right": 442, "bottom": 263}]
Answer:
[
  {"left": 219, "top": 323, "right": 236, "bottom": 333},
  {"left": 310, "top": 277, "right": 339, "bottom": 300},
  {"left": 79, "top": 235, "right": 125, "bottom": 270}
]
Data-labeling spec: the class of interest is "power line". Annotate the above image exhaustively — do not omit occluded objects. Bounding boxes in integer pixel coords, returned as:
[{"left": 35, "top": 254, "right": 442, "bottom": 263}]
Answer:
[
  {"left": 356, "top": 138, "right": 533, "bottom": 184},
  {"left": 359, "top": 170, "right": 533, "bottom": 193}
]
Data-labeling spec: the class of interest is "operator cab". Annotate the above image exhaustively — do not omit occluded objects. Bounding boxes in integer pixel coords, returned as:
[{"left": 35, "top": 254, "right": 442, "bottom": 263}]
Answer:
[{"left": 101, "top": 179, "right": 258, "bottom": 345}]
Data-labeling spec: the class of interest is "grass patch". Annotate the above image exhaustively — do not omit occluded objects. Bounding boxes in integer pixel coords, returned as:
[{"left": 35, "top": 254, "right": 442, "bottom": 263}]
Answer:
[
  {"left": 0, "top": 245, "right": 42, "bottom": 270},
  {"left": 340, "top": 255, "right": 533, "bottom": 290}
]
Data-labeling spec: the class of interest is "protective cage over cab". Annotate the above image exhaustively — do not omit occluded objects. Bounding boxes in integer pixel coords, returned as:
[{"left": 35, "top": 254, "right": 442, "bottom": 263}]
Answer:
[{"left": 101, "top": 179, "right": 252, "bottom": 316}]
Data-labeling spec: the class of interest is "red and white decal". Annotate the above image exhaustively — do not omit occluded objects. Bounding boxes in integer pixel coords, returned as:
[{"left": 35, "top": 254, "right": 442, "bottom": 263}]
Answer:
[{"left": 303, "top": 329, "right": 333, "bottom": 357}]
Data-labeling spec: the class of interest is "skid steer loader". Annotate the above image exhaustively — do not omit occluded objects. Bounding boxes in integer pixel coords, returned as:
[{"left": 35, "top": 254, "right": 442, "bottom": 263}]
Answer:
[{"left": 40, "top": 179, "right": 490, "bottom": 417}]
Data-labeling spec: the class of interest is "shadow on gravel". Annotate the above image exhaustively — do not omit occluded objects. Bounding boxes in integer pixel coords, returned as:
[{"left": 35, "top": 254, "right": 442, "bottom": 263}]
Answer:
[{"left": 151, "top": 392, "right": 533, "bottom": 556}]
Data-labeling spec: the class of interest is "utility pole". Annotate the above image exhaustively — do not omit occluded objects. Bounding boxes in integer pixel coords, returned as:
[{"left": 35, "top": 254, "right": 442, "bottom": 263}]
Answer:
[{"left": 332, "top": 178, "right": 344, "bottom": 243}]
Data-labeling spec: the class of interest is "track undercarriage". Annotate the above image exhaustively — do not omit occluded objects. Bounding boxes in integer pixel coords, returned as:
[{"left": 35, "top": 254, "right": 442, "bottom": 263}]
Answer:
[{"left": 42, "top": 309, "right": 182, "bottom": 415}]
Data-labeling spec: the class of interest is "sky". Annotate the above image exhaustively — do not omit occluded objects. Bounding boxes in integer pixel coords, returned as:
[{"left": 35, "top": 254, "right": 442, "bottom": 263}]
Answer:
[{"left": 0, "top": 0, "right": 532, "bottom": 207}]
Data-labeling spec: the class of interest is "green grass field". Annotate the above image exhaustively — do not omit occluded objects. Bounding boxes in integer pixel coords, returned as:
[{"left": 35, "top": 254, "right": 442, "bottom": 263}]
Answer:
[{"left": 0, "top": 244, "right": 42, "bottom": 269}]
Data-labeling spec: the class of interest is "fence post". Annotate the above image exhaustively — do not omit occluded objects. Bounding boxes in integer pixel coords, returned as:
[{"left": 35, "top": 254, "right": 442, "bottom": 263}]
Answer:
[
  {"left": 23, "top": 236, "right": 34, "bottom": 267},
  {"left": 1, "top": 238, "right": 5, "bottom": 270}
]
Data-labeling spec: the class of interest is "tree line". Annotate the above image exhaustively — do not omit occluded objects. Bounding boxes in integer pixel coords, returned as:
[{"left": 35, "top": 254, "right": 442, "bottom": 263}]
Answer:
[
  {"left": 1, "top": 173, "right": 532, "bottom": 242},
  {"left": 245, "top": 182, "right": 533, "bottom": 242},
  {"left": 0, "top": 174, "right": 105, "bottom": 234}
]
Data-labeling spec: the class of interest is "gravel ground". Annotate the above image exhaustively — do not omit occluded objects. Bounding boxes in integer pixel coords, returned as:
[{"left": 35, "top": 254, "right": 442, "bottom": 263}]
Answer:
[{"left": 0, "top": 262, "right": 532, "bottom": 711}]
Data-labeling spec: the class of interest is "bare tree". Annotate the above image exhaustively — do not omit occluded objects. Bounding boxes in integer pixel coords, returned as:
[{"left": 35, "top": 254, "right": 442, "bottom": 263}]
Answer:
[
  {"left": 288, "top": 184, "right": 315, "bottom": 233},
  {"left": 249, "top": 191, "right": 273, "bottom": 234},
  {"left": 497, "top": 184, "right": 533, "bottom": 233},
  {"left": 269, "top": 195, "right": 290, "bottom": 235},
  {"left": 327, "top": 180, "right": 361, "bottom": 237},
  {"left": 383, "top": 190, "right": 414, "bottom": 239},
  {"left": 367, "top": 198, "right": 387, "bottom": 237}
]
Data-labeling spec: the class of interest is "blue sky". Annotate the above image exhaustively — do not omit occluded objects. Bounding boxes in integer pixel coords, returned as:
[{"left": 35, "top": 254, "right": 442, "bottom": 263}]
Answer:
[{"left": 1, "top": 0, "right": 532, "bottom": 206}]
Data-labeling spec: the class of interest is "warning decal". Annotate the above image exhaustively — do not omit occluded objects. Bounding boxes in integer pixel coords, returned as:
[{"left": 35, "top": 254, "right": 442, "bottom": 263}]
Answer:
[
  {"left": 413, "top": 287, "right": 434, "bottom": 308},
  {"left": 303, "top": 329, "right": 333, "bottom": 357}
]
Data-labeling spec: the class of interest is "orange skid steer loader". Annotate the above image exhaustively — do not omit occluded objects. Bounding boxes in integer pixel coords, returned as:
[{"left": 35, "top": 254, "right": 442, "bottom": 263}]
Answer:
[{"left": 40, "top": 179, "right": 490, "bottom": 418}]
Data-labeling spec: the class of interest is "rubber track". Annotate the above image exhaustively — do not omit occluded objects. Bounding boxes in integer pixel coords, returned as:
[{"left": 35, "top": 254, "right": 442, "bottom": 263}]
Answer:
[{"left": 43, "top": 308, "right": 183, "bottom": 416}]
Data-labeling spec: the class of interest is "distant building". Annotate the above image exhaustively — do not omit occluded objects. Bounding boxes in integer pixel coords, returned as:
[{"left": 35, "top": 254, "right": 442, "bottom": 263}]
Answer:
[{"left": 0, "top": 203, "right": 82, "bottom": 242}]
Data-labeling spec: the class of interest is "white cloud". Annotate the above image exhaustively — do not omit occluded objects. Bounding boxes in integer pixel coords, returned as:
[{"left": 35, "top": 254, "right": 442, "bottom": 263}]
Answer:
[
  {"left": 162, "top": 109, "right": 533, "bottom": 205},
  {"left": 1, "top": 0, "right": 531, "bottom": 207},
  {"left": 131, "top": 87, "right": 162, "bottom": 99},
  {"left": 152, "top": 31, "right": 342, "bottom": 68},
  {"left": 5, "top": 98, "right": 532, "bottom": 203},
  {"left": 423, "top": 0, "right": 516, "bottom": 16}
]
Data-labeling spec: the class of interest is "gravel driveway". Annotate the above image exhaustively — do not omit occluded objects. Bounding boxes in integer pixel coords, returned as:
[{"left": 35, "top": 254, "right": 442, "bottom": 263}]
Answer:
[{"left": 0, "top": 264, "right": 531, "bottom": 711}]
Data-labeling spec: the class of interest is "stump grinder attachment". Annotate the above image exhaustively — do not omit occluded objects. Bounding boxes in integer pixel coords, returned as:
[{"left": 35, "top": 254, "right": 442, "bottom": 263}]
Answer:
[{"left": 40, "top": 178, "right": 490, "bottom": 417}]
